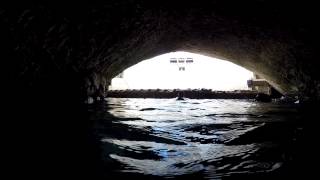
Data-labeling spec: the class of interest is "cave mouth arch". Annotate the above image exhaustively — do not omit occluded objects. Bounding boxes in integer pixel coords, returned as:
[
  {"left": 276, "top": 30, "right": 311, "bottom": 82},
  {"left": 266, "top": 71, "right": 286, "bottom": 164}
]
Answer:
[
  {"left": 96, "top": 43, "right": 298, "bottom": 102},
  {"left": 108, "top": 51, "right": 254, "bottom": 91},
  {"left": 93, "top": 46, "right": 293, "bottom": 102}
]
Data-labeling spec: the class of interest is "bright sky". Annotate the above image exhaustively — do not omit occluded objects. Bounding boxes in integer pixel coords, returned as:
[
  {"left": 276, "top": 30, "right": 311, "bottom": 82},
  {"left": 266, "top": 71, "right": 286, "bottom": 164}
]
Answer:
[{"left": 110, "top": 52, "right": 253, "bottom": 90}]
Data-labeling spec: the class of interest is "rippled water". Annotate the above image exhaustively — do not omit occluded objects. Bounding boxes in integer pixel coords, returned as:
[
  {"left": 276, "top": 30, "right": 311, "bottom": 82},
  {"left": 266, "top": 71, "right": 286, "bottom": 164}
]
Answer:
[{"left": 89, "top": 98, "right": 303, "bottom": 179}]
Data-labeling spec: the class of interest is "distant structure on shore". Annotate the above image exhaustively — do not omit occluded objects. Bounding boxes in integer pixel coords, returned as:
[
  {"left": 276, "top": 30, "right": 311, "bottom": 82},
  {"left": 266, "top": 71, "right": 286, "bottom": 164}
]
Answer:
[
  {"left": 169, "top": 57, "right": 194, "bottom": 71},
  {"left": 247, "top": 74, "right": 271, "bottom": 94},
  {"left": 247, "top": 74, "right": 282, "bottom": 98}
]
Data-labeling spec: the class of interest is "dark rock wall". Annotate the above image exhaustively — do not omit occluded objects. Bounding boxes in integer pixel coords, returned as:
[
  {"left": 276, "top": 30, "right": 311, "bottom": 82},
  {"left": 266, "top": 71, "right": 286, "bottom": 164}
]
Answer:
[{"left": 2, "top": 1, "right": 320, "bottom": 100}]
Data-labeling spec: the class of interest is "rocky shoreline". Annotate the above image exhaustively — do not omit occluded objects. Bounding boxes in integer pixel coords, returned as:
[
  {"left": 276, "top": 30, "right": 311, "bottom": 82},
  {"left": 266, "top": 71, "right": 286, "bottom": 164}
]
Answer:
[{"left": 107, "top": 89, "right": 259, "bottom": 99}]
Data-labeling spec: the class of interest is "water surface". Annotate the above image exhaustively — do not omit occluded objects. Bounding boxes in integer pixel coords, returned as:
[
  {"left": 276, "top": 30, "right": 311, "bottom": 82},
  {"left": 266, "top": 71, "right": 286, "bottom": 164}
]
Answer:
[{"left": 89, "top": 98, "right": 303, "bottom": 179}]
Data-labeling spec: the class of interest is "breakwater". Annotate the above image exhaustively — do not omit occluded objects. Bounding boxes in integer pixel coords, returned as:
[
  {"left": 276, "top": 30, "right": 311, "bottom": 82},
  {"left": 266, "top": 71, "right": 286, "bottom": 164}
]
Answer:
[{"left": 107, "top": 89, "right": 258, "bottom": 99}]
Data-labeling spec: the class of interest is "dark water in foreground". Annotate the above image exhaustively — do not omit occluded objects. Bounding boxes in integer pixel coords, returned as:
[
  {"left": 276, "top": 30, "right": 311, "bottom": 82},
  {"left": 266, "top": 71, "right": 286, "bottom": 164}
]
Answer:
[{"left": 88, "top": 98, "right": 313, "bottom": 179}]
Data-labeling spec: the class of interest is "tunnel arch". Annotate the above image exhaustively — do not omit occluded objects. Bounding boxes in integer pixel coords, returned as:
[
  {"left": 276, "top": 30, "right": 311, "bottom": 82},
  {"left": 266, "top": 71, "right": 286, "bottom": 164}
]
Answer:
[
  {"left": 103, "top": 47, "right": 294, "bottom": 96},
  {"left": 2, "top": 0, "right": 320, "bottom": 102}
]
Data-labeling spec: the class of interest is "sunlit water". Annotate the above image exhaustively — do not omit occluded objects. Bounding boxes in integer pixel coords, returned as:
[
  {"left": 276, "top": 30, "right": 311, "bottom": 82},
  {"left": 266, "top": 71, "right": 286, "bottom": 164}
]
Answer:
[{"left": 89, "top": 98, "right": 304, "bottom": 179}]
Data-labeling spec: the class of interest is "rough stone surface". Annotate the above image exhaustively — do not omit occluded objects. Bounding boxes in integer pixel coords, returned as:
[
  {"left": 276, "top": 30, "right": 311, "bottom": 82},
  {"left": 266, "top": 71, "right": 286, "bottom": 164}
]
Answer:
[{"left": 2, "top": 1, "right": 320, "bottom": 101}]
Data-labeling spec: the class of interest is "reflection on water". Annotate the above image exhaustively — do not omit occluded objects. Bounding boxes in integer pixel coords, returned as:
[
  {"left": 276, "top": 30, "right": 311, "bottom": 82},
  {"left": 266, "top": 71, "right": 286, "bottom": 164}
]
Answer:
[{"left": 89, "top": 98, "right": 302, "bottom": 179}]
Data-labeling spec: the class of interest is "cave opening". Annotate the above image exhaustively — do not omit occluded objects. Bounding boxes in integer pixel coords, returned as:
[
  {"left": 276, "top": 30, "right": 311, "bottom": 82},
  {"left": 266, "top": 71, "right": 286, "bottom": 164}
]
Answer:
[
  {"left": 108, "top": 51, "right": 253, "bottom": 91},
  {"left": 3, "top": 1, "right": 320, "bottom": 179}
]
